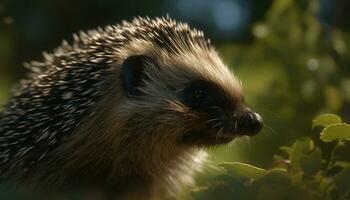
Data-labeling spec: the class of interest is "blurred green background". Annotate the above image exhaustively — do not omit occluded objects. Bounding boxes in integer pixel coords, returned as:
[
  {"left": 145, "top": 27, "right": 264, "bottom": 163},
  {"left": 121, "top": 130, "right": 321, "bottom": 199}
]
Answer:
[{"left": 0, "top": 0, "right": 350, "bottom": 184}]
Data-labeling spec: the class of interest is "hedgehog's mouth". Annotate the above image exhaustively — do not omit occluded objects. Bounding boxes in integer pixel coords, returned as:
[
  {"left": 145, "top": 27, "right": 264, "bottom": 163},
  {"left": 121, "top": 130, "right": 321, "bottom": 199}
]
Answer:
[
  {"left": 181, "top": 112, "right": 263, "bottom": 146},
  {"left": 181, "top": 130, "right": 238, "bottom": 146},
  {"left": 181, "top": 109, "right": 264, "bottom": 146}
]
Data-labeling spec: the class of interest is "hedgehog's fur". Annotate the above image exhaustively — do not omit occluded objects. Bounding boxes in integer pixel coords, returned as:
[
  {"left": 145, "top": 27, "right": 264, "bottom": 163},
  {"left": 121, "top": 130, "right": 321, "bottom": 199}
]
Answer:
[{"left": 0, "top": 16, "right": 261, "bottom": 199}]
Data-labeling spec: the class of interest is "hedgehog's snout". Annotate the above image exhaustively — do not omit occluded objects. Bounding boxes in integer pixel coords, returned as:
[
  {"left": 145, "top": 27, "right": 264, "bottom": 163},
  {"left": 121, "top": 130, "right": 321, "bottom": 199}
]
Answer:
[
  {"left": 228, "top": 108, "right": 263, "bottom": 136},
  {"left": 242, "top": 111, "right": 263, "bottom": 136}
]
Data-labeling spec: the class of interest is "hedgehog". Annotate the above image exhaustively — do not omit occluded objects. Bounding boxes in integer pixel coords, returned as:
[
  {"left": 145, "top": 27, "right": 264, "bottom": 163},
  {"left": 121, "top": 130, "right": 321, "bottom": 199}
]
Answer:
[{"left": 0, "top": 16, "right": 263, "bottom": 199}]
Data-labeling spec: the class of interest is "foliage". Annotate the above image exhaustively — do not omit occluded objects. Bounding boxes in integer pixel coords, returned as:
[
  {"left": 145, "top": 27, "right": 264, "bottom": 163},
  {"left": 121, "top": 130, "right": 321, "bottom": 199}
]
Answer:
[
  {"left": 211, "top": 0, "right": 350, "bottom": 173},
  {"left": 195, "top": 0, "right": 350, "bottom": 198},
  {"left": 191, "top": 114, "right": 350, "bottom": 200}
]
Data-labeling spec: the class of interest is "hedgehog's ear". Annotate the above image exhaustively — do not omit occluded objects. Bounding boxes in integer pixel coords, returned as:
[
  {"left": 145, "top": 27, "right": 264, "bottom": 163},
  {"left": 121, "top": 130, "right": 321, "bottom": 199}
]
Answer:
[{"left": 121, "top": 55, "right": 153, "bottom": 96}]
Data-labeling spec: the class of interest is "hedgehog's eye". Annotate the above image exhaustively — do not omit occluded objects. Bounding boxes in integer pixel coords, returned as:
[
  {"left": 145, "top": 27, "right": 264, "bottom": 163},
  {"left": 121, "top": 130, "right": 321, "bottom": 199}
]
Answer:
[
  {"left": 181, "top": 80, "right": 230, "bottom": 112},
  {"left": 181, "top": 80, "right": 211, "bottom": 110},
  {"left": 193, "top": 88, "right": 204, "bottom": 99}
]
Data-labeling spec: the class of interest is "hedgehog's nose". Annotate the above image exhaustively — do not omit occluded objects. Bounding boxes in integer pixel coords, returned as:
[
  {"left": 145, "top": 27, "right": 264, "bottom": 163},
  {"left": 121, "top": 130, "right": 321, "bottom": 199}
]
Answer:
[{"left": 246, "top": 112, "right": 263, "bottom": 136}]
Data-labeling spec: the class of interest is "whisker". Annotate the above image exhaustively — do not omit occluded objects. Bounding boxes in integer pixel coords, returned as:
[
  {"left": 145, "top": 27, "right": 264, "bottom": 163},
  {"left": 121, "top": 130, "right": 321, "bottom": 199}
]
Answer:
[
  {"left": 212, "top": 122, "right": 222, "bottom": 129},
  {"left": 215, "top": 127, "right": 224, "bottom": 144},
  {"left": 263, "top": 124, "right": 279, "bottom": 135},
  {"left": 203, "top": 118, "right": 219, "bottom": 126},
  {"left": 239, "top": 136, "right": 251, "bottom": 150}
]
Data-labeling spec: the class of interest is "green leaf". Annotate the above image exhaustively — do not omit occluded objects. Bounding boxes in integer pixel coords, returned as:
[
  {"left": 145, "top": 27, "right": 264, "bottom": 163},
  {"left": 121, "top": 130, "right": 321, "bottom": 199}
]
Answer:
[
  {"left": 333, "top": 161, "right": 350, "bottom": 168},
  {"left": 299, "top": 147, "right": 322, "bottom": 176},
  {"left": 290, "top": 137, "right": 314, "bottom": 171},
  {"left": 269, "top": 168, "right": 288, "bottom": 173},
  {"left": 219, "top": 162, "right": 267, "bottom": 180},
  {"left": 312, "top": 114, "right": 342, "bottom": 128},
  {"left": 320, "top": 123, "right": 350, "bottom": 142},
  {"left": 280, "top": 146, "right": 293, "bottom": 155}
]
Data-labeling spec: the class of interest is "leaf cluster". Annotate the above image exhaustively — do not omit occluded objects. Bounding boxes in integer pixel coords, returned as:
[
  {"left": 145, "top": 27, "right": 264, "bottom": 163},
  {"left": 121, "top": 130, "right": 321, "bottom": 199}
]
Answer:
[{"left": 192, "top": 114, "right": 350, "bottom": 200}]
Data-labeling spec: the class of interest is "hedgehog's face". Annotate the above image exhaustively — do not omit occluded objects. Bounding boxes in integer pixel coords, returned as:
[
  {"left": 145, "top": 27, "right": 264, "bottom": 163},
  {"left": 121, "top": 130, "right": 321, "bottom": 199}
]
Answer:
[
  {"left": 120, "top": 52, "right": 263, "bottom": 147},
  {"left": 178, "top": 79, "right": 263, "bottom": 146}
]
